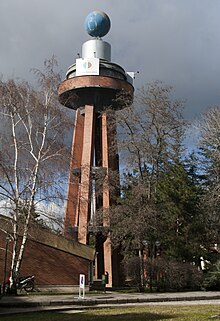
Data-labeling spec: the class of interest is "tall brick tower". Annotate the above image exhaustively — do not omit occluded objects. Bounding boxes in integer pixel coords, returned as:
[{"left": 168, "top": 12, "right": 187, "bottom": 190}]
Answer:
[{"left": 58, "top": 11, "right": 134, "bottom": 287}]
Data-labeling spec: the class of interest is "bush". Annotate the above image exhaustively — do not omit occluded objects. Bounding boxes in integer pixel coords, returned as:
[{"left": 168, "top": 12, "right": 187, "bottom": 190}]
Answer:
[
  {"left": 122, "top": 255, "right": 203, "bottom": 292},
  {"left": 157, "top": 259, "right": 203, "bottom": 291},
  {"left": 122, "top": 256, "right": 142, "bottom": 289},
  {"left": 202, "top": 260, "right": 220, "bottom": 291}
]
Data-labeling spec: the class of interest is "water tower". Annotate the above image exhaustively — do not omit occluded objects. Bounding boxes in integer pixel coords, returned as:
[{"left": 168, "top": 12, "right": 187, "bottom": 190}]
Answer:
[{"left": 58, "top": 11, "right": 134, "bottom": 287}]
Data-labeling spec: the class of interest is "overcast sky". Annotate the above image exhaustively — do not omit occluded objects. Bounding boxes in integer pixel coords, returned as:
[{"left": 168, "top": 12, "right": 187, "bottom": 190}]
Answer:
[{"left": 1, "top": 0, "right": 220, "bottom": 121}]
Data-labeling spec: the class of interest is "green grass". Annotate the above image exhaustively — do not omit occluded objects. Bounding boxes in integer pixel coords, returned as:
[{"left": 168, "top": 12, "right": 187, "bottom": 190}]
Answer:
[{"left": 1, "top": 305, "right": 220, "bottom": 321}]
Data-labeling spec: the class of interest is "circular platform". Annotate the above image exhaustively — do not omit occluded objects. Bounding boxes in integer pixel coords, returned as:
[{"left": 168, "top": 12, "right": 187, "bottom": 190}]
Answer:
[{"left": 58, "top": 75, "right": 134, "bottom": 111}]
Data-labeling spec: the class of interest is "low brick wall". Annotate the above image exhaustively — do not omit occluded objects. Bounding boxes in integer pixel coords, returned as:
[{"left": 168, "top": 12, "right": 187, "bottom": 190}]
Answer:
[{"left": 0, "top": 216, "right": 95, "bottom": 287}]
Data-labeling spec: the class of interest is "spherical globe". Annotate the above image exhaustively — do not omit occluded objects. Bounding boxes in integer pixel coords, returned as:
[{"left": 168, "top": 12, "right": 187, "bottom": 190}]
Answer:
[{"left": 84, "top": 11, "right": 111, "bottom": 38}]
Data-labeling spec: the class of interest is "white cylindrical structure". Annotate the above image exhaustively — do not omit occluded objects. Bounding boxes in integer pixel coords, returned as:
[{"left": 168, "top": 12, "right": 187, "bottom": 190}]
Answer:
[{"left": 82, "top": 39, "right": 111, "bottom": 61}]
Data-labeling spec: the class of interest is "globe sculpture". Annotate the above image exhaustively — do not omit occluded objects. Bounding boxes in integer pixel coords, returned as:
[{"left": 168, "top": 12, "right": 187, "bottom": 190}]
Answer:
[{"left": 84, "top": 11, "right": 111, "bottom": 38}]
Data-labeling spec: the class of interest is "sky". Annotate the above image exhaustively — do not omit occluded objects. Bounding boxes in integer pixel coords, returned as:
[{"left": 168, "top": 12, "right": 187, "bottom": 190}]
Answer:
[{"left": 0, "top": 0, "right": 220, "bottom": 122}]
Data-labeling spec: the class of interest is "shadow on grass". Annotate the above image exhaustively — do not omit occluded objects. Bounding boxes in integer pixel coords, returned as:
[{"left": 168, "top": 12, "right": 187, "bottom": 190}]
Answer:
[
  {"left": 0, "top": 311, "right": 176, "bottom": 321},
  {"left": 68, "top": 311, "right": 176, "bottom": 321}
]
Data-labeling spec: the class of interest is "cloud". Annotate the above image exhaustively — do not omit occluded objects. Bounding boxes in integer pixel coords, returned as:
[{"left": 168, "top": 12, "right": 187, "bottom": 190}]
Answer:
[{"left": 0, "top": 0, "right": 220, "bottom": 119}]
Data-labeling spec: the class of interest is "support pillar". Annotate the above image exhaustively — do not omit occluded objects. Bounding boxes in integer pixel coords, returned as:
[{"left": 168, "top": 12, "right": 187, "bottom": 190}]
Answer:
[
  {"left": 102, "top": 112, "right": 113, "bottom": 287},
  {"left": 64, "top": 109, "right": 84, "bottom": 238},
  {"left": 78, "top": 105, "right": 94, "bottom": 244}
]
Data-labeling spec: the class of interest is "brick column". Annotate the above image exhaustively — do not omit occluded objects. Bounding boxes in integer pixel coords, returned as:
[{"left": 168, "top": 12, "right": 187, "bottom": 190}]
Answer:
[
  {"left": 64, "top": 109, "right": 84, "bottom": 237},
  {"left": 102, "top": 112, "right": 113, "bottom": 287},
  {"left": 78, "top": 105, "right": 94, "bottom": 244}
]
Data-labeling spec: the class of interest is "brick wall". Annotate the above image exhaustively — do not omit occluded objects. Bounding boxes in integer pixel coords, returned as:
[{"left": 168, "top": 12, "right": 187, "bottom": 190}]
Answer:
[{"left": 0, "top": 230, "right": 92, "bottom": 286}]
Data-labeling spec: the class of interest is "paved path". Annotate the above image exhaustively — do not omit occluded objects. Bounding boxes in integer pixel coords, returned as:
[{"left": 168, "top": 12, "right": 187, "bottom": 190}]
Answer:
[{"left": 0, "top": 291, "right": 220, "bottom": 315}]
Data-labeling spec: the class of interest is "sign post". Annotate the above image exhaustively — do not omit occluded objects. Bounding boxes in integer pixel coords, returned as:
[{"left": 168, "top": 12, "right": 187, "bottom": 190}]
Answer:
[{"left": 79, "top": 274, "right": 85, "bottom": 299}]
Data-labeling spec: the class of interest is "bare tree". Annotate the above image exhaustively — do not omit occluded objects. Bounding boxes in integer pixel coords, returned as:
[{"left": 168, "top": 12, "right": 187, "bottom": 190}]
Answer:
[
  {"left": 198, "top": 106, "right": 220, "bottom": 244},
  {"left": 116, "top": 81, "right": 186, "bottom": 190},
  {"left": 0, "top": 57, "right": 72, "bottom": 282},
  {"left": 109, "top": 82, "right": 187, "bottom": 288}
]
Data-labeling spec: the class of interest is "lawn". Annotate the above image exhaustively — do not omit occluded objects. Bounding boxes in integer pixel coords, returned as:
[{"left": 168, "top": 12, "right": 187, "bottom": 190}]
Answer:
[{"left": 1, "top": 305, "right": 220, "bottom": 321}]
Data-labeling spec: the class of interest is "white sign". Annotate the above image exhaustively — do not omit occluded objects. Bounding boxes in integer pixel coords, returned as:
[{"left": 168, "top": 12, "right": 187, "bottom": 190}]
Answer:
[
  {"left": 79, "top": 274, "right": 85, "bottom": 289},
  {"left": 79, "top": 274, "right": 86, "bottom": 299},
  {"left": 76, "top": 58, "right": 99, "bottom": 76}
]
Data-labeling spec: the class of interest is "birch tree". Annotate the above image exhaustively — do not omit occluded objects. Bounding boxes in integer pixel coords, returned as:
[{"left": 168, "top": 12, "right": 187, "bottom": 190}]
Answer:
[{"left": 0, "top": 57, "right": 72, "bottom": 281}]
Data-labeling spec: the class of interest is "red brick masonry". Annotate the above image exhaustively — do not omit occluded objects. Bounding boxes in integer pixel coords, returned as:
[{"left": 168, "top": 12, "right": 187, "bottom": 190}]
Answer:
[{"left": 0, "top": 217, "right": 95, "bottom": 286}]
